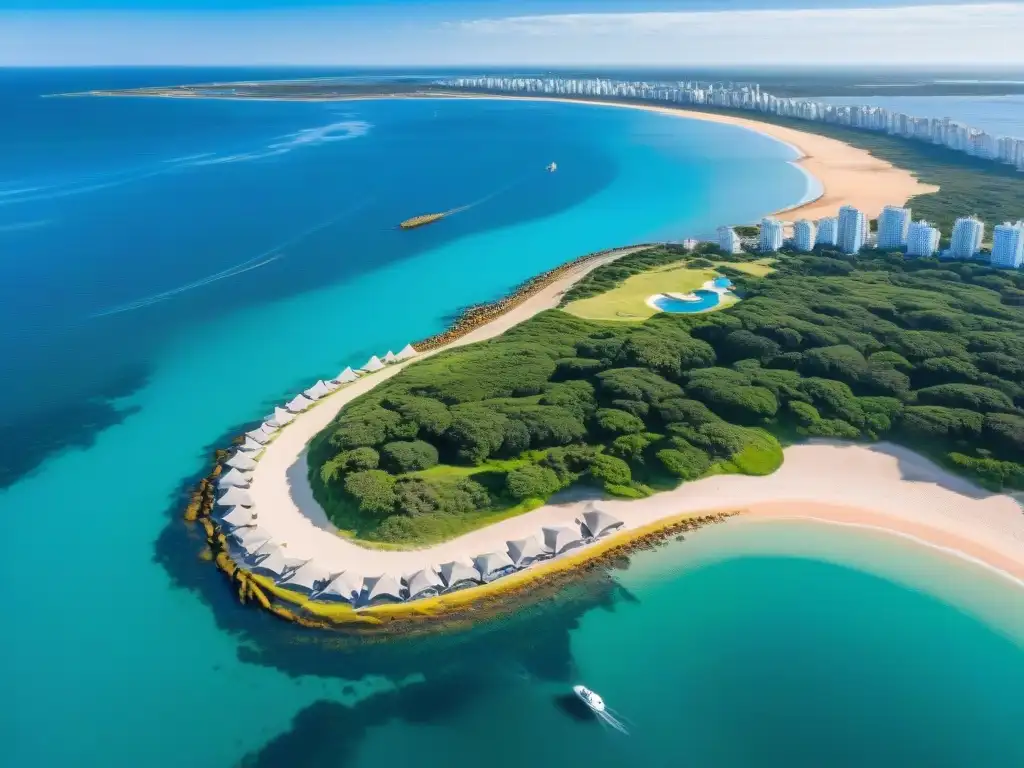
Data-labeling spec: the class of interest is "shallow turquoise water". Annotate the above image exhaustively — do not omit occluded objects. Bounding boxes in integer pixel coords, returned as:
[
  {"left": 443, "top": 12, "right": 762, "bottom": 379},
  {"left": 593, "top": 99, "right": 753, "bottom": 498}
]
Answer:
[
  {"left": 4, "top": 70, "right": 1023, "bottom": 768},
  {"left": 331, "top": 520, "right": 1024, "bottom": 768}
]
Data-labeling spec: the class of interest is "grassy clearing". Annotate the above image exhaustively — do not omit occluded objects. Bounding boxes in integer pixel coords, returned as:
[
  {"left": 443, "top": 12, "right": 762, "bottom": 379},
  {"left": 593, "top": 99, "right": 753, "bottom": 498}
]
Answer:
[{"left": 562, "top": 259, "right": 773, "bottom": 322}]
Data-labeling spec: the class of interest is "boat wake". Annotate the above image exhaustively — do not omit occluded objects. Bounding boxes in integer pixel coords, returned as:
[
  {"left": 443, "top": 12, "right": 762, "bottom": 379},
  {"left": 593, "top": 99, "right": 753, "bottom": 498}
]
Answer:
[
  {"left": 595, "top": 708, "right": 630, "bottom": 735},
  {"left": 426, "top": 164, "right": 551, "bottom": 224},
  {"left": 90, "top": 201, "right": 370, "bottom": 318}
]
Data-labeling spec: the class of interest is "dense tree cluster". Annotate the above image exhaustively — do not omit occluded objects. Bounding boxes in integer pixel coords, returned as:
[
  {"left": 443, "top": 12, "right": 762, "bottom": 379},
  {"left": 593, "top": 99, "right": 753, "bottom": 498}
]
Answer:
[{"left": 309, "top": 245, "right": 1024, "bottom": 544}]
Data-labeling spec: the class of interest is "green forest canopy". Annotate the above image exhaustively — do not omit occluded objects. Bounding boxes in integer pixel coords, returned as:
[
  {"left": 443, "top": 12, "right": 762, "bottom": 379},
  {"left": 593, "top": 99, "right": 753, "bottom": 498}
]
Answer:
[{"left": 308, "top": 244, "right": 1024, "bottom": 546}]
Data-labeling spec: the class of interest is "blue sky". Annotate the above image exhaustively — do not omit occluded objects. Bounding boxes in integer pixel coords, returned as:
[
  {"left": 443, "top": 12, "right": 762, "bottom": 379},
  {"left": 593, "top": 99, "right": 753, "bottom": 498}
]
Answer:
[{"left": 3, "top": 0, "right": 1022, "bottom": 66}]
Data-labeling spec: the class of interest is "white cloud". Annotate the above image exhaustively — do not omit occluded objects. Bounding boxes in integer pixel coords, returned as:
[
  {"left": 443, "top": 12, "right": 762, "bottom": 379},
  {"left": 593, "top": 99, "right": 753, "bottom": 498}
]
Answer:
[
  {"left": 445, "top": 3, "right": 1024, "bottom": 64},
  {"left": 1, "top": 3, "right": 1020, "bottom": 65}
]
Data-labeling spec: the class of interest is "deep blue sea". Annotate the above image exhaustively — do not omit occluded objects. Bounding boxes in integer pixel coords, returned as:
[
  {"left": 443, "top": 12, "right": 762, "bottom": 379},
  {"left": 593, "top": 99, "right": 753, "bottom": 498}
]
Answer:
[{"left": 2, "top": 69, "right": 1024, "bottom": 768}]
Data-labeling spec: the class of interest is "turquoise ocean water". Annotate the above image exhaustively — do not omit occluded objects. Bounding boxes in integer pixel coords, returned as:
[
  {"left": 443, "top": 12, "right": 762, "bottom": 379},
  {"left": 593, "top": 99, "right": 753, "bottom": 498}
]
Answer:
[{"left": 2, "top": 69, "right": 1024, "bottom": 767}]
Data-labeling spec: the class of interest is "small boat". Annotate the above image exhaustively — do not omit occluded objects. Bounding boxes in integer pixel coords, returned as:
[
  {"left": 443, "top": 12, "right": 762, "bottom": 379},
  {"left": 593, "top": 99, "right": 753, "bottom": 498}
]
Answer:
[
  {"left": 399, "top": 212, "right": 445, "bottom": 230},
  {"left": 546, "top": 162, "right": 557, "bottom": 172},
  {"left": 573, "top": 685, "right": 605, "bottom": 713}
]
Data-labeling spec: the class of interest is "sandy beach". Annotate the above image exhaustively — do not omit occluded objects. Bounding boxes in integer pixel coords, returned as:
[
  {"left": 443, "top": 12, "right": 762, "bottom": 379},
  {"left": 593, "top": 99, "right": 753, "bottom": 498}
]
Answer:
[
  {"left": 243, "top": 243, "right": 1024, "bottom": 587},
  {"left": 471, "top": 95, "right": 940, "bottom": 221}
]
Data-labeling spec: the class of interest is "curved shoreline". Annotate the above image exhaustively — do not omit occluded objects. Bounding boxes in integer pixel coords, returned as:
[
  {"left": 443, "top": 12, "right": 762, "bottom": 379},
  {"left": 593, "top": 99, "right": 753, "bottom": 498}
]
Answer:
[
  {"left": 184, "top": 233, "right": 1024, "bottom": 630},
  {"left": 78, "top": 87, "right": 939, "bottom": 223}
]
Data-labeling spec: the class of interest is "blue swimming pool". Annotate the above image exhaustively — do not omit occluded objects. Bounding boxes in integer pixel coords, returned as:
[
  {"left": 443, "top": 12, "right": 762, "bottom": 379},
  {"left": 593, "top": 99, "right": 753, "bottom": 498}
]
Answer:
[
  {"left": 712, "top": 276, "right": 734, "bottom": 289},
  {"left": 653, "top": 290, "right": 722, "bottom": 313}
]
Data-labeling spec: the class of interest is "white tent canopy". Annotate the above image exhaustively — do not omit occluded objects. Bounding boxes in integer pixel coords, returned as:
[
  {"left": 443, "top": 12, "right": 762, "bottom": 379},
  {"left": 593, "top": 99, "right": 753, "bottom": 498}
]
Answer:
[
  {"left": 361, "top": 355, "right": 384, "bottom": 372},
  {"left": 304, "top": 380, "right": 332, "bottom": 401},
  {"left": 217, "top": 486, "right": 254, "bottom": 507},
  {"left": 506, "top": 536, "right": 546, "bottom": 568},
  {"left": 315, "top": 571, "right": 363, "bottom": 603},
  {"left": 542, "top": 526, "right": 584, "bottom": 556},
  {"left": 332, "top": 367, "right": 359, "bottom": 384},
  {"left": 365, "top": 574, "right": 403, "bottom": 603},
  {"left": 396, "top": 344, "right": 417, "bottom": 361},
  {"left": 217, "top": 468, "right": 252, "bottom": 489},
  {"left": 383, "top": 350, "right": 397, "bottom": 364},
  {"left": 439, "top": 561, "right": 481, "bottom": 590},
  {"left": 473, "top": 551, "right": 515, "bottom": 582},
  {"left": 260, "top": 421, "right": 278, "bottom": 435},
  {"left": 250, "top": 545, "right": 305, "bottom": 578},
  {"left": 582, "top": 508, "right": 625, "bottom": 539},
  {"left": 226, "top": 453, "right": 257, "bottom": 471},
  {"left": 232, "top": 526, "right": 271, "bottom": 554},
  {"left": 240, "top": 437, "right": 265, "bottom": 453},
  {"left": 245, "top": 426, "right": 273, "bottom": 445},
  {"left": 404, "top": 568, "right": 444, "bottom": 599},
  {"left": 219, "top": 505, "right": 256, "bottom": 530},
  {"left": 279, "top": 561, "right": 332, "bottom": 593},
  {"left": 267, "top": 407, "right": 295, "bottom": 428},
  {"left": 286, "top": 394, "right": 315, "bottom": 413}
]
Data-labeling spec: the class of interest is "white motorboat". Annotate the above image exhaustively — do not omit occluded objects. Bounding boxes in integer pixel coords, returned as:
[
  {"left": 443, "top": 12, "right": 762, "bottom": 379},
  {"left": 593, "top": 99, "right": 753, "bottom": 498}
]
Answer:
[
  {"left": 573, "top": 685, "right": 605, "bottom": 713},
  {"left": 546, "top": 162, "right": 557, "bottom": 172}
]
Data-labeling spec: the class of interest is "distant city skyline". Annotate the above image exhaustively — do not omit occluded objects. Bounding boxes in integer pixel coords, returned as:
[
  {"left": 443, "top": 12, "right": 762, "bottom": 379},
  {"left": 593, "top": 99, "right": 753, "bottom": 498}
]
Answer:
[{"left": 2, "top": 1, "right": 1024, "bottom": 66}]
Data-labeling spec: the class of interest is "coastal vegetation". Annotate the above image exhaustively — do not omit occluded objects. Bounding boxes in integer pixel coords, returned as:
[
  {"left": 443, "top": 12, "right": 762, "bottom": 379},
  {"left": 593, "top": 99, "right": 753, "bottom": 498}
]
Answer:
[{"left": 309, "top": 243, "right": 1024, "bottom": 547}]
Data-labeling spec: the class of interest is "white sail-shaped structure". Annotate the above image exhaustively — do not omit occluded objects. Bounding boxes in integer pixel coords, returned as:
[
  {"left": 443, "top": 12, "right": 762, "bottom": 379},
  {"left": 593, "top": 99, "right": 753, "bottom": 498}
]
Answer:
[
  {"left": 217, "top": 468, "right": 252, "bottom": 489},
  {"left": 473, "top": 551, "right": 515, "bottom": 583},
  {"left": 404, "top": 568, "right": 444, "bottom": 600},
  {"left": 278, "top": 561, "right": 331, "bottom": 593},
  {"left": 506, "top": 536, "right": 546, "bottom": 568},
  {"left": 225, "top": 452, "right": 257, "bottom": 471},
  {"left": 259, "top": 421, "right": 278, "bottom": 435},
  {"left": 382, "top": 350, "right": 398, "bottom": 364},
  {"left": 304, "top": 380, "right": 332, "bottom": 401},
  {"left": 582, "top": 508, "right": 624, "bottom": 539},
  {"left": 542, "top": 526, "right": 585, "bottom": 556},
  {"left": 240, "top": 437, "right": 265, "bottom": 453},
  {"left": 219, "top": 505, "right": 255, "bottom": 530},
  {"left": 232, "top": 526, "right": 271, "bottom": 554},
  {"left": 266, "top": 407, "right": 295, "bottom": 428},
  {"left": 315, "top": 571, "right": 363, "bottom": 603},
  {"left": 332, "top": 367, "right": 359, "bottom": 384},
  {"left": 250, "top": 545, "right": 305, "bottom": 578},
  {"left": 286, "top": 394, "right": 315, "bottom": 413},
  {"left": 364, "top": 574, "right": 403, "bottom": 604},
  {"left": 396, "top": 344, "right": 417, "bottom": 361},
  {"left": 361, "top": 355, "right": 384, "bottom": 372},
  {"left": 217, "top": 486, "right": 254, "bottom": 507},
  {"left": 439, "top": 561, "right": 481, "bottom": 591},
  {"left": 245, "top": 426, "right": 274, "bottom": 445}
]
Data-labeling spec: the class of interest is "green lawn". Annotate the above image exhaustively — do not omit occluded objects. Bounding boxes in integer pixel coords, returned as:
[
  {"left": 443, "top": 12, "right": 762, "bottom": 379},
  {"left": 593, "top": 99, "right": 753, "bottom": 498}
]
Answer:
[{"left": 562, "top": 259, "right": 773, "bottom": 322}]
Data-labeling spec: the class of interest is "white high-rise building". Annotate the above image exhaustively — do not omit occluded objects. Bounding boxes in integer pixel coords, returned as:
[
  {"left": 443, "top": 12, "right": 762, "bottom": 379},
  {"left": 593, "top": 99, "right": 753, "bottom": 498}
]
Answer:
[
  {"left": 717, "top": 226, "right": 741, "bottom": 254},
  {"left": 816, "top": 216, "right": 838, "bottom": 247},
  {"left": 837, "top": 205, "right": 865, "bottom": 254},
  {"left": 759, "top": 217, "right": 784, "bottom": 252},
  {"left": 793, "top": 220, "right": 816, "bottom": 252},
  {"left": 991, "top": 221, "right": 1024, "bottom": 268},
  {"left": 906, "top": 220, "right": 940, "bottom": 257},
  {"left": 949, "top": 216, "right": 985, "bottom": 259},
  {"left": 877, "top": 205, "right": 912, "bottom": 249}
]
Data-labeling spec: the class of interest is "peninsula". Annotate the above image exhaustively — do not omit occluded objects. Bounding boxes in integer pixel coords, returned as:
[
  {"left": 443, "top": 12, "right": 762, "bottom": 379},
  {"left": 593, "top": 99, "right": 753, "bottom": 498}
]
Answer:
[{"left": 192, "top": 240, "right": 1024, "bottom": 629}]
